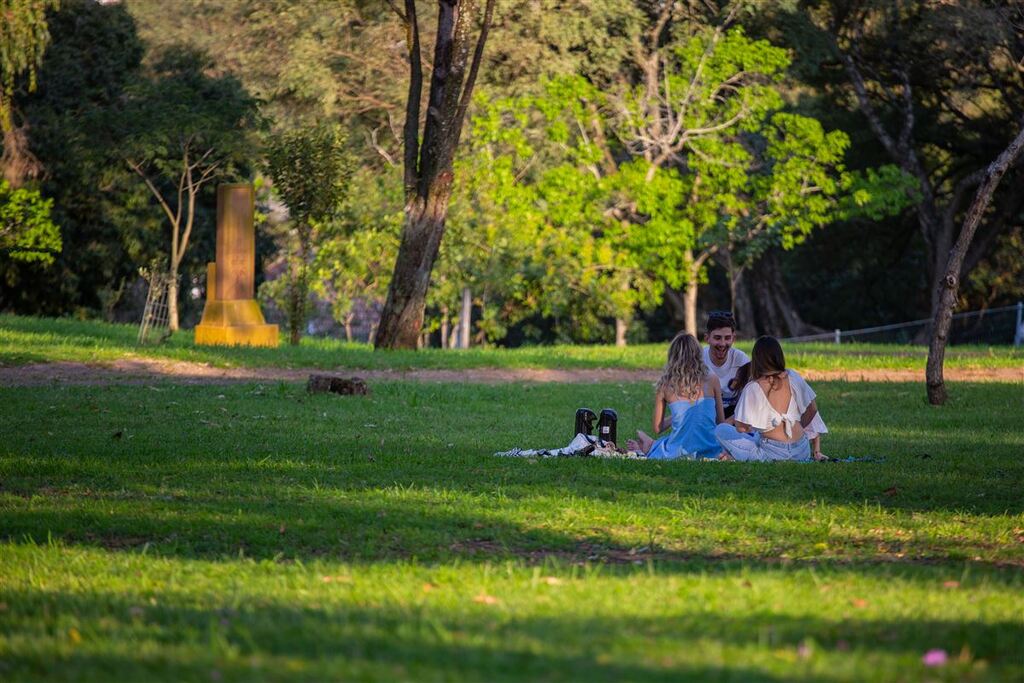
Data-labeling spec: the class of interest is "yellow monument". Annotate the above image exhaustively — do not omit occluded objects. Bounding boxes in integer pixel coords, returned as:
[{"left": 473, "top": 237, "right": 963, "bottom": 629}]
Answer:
[{"left": 195, "top": 184, "right": 279, "bottom": 347}]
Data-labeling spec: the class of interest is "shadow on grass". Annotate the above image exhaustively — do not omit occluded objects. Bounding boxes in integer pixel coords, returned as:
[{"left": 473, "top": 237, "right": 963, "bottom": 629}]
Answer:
[
  {"left": 2, "top": 586, "right": 1020, "bottom": 681},
  {"left": 2, "top": 494, "right": 1021, "bottom": 578}
]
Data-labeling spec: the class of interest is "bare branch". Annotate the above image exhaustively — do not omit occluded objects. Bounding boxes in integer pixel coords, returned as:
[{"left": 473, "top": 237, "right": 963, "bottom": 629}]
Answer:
[
  {"left": 384, "top": 0, "right": 406, "bottom": 22},
  {"left": 895, "top": 67, "right": 914, "bottom": 155},
  {"left": 125, "top": 158, "right": 178, "bottom": 234},
  {"left": 455, "top": 0, "right": 497, "bottom": 135},
  {"left": 401, "top": 0, "right": 422, "bottom": 195},
  {"left": 366, "top": 126, "right": 397, "bottom": 166}
]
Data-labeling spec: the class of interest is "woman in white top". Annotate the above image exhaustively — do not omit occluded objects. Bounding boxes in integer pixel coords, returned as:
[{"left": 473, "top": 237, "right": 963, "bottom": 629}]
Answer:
[{"left": 715, "top": 336, "right": 818, "bottom": 462}]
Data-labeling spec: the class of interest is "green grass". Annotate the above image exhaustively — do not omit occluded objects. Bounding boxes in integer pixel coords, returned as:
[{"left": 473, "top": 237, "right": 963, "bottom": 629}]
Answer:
[
  {"left": 1, "top": 379, "right": 1022, "bottom": 681},
  {"left": 2, "top": 313, "right": 1023, "bottom": 371}
]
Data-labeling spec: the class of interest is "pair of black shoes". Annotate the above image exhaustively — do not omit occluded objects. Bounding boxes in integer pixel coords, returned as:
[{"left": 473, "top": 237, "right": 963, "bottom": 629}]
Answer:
[{"left": 575, "top": 408, "right": 618, "bottom": 445}]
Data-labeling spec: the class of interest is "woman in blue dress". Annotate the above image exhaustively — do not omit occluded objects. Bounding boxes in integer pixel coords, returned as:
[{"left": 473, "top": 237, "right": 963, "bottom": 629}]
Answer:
[{"left": 627, "top": 332, "right": 726, "bottom": 459}]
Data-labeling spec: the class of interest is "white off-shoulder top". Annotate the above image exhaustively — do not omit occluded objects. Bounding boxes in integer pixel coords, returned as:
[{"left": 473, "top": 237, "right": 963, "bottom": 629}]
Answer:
[{"left": 734, "top": 370, "right": 816, "bottom": 438}]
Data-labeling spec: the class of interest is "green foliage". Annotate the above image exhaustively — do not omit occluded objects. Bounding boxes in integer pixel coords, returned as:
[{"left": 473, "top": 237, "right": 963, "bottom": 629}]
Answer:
[
  {"left": 962, "top": 227, "right": 1024, "bottom": 309},
  {"left": 264, "top": 123, "right": 355, "bottom": 343},
  {"left": 113, "top": 46, "right": 261, "bottom": 185},
  {"left": 0, "top": 0, "right": 58, "bottom": 120},
  {"left": 0, "top": 0, "right": 147, "bottom": 317},
  {"left": 452, "top": 27, "right": 914, "bottom": 341},
  {"left": 0, "top": 179, "right": 59, "bottom": 263},
  {"left": 265, "top": 124, "right": 353, "bottom": 228},
  {"left": 307, "top": 166, "right": 401, "bottom": 340},
  {"left": 440, "top": 85, "right": 654, "bottom": 344}
]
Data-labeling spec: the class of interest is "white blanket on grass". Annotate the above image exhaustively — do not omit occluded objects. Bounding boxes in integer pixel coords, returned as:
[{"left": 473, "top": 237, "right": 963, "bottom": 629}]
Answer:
[{"left": 494, "top": 433, "right": 646, "bottom": 459}]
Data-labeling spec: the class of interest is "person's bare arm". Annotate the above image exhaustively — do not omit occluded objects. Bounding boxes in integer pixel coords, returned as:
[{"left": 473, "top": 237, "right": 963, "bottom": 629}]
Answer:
[
  {"left": 800, "top": 400, "right": 818, "bottom": 429},
  {"left": 709, "top": 375, "right": 725, "bottom": 424},
  {"left": 652, "top": 390, "right": 666, "bottom": 434}
]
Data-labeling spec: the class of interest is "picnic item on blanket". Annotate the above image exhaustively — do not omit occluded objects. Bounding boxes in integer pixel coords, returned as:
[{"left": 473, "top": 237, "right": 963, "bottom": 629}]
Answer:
[
  {"left": 598, "top": 408, "right": 618, "bottom": 445},
  {"left": 574, "top": 408, "right": 598, "bottom": 437},
  {"left": 495, "top": 433, "right": 646, "bottom": 459}
]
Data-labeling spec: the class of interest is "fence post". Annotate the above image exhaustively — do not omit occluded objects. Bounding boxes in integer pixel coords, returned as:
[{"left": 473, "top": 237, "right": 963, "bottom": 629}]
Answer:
[
  {"left": 1015, "top": 301, "right": 1023, "bottom": 348},
  {"left": 834, "top": 329, "right": 841, "bottom": 345}
]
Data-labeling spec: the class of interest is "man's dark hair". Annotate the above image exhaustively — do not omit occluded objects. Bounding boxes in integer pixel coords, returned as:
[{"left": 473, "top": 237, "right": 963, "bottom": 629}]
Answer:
[{"left": 706, "top": 310, "right": 736, "bottom": 335}]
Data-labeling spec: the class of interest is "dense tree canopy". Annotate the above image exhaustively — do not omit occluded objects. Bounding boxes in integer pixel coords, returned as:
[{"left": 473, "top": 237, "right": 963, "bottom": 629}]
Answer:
[{"left": 0, "top": 0, "right": 1019, "bottom": 347}]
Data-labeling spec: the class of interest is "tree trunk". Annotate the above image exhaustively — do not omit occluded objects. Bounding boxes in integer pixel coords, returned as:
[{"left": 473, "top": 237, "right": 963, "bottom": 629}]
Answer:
[
  {"left": 683, "top": 249, "right": 698, "bottom": 336},
  {"left": 167, "top": 261, "right": 180, "bottom": 332},
  {"left": 375, "top": 0, "right": 495, "bottom": 350},
  {"left": 926, "top": 121, "right": 1024, "bottom": 405},
  {"left": 440, "top": 305, "right": 450, "bottom": 349},
  {"left": 375, "top": 185, "right": 452, "bottom": 349},
  {"left": 733, "top": 270, "right": 757, "bottom": 339},
  {"left": 288, "top": 263, "right": 302, "bottom": 346},
  {"left": 344, "top": 313, "right": 353, "bottom": 343},
  {"left": 663, "top": 287, "right": 687, "bottom": 330},
  {"left": 614, "top": 279, "right": 630, "bottom": 346},
  {"left": 615, "top": 318, "right": 628, "bottom": 347},
  {"left": 747, "top": 250, "right": 822, "bottom": 338},
  {"left": 459, "top": 286, "right": 471, "bottom": 349}
]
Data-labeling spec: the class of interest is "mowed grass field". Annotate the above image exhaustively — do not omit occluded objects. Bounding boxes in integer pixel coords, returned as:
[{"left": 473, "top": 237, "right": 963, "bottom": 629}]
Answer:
[{"left": 1, "top": 316, "right": 1023, "bottom": 681}]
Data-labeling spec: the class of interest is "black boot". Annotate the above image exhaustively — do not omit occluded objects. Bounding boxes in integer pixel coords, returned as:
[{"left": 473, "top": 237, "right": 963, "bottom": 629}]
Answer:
[
  {"left": 598, "top": 409, "right": 618, "bottom": 446},
  {"left": 574, "top": 408, "right": 597, "bottom": 437}
]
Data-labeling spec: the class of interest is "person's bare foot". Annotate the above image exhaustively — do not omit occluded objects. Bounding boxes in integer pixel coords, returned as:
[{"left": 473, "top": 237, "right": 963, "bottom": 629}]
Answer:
[
  {"left": 632, "top": 430, "right": 654, "bottom": 453},
  {"left": 626, "top": 439, "right": 642, "bottom": 452},
  {"left": 717, "top": 451, "right": 735, "bottom": 461}
]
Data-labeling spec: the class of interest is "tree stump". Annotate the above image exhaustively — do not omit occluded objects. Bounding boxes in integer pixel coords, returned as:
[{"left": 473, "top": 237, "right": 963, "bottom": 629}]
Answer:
[{"left": 307, "top": 374, "right": 370, "bottom": 396}]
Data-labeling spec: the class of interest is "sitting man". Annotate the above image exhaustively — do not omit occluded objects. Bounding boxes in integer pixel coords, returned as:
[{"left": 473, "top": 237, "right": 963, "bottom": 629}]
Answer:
[{"left": 702, "top": 310, "right": 749, "bottom": 419}]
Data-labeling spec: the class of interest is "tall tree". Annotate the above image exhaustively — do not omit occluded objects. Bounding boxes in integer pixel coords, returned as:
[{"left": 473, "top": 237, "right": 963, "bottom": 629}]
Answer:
[
  {"left": 374, "top": 0, "right": 496, "bottom": 350},
  {"left": 112, "top": 47, "right": 260, "bottom": 331},
  {"left": 803, "top": 0, "right": 1024, "bottom": 326},
  {"left": 265, "top": 124, "right": 353, "bottom": 344},
  {"left": 0, "top": 0, "right": 145, "bottom": 317},
  {"left": 926, "top": 120, "right": 1024, "bottom": 405}
]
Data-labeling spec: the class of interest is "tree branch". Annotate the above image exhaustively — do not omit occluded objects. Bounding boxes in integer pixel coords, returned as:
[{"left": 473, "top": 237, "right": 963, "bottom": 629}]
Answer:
[
  {"left": 401, "top": 0, "right": 422, "bottom": 196},
  {"left": 455, "top": 0, "right": 496, "bottom": 134},
  {"left": 125, "top": 158, "right": 179, "bottom": 237}
]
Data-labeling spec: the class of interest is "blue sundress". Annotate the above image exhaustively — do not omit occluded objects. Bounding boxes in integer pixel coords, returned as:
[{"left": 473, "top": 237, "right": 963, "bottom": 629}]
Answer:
[{"left": 646, "top": 398, "right": 719, "bottom": 460}]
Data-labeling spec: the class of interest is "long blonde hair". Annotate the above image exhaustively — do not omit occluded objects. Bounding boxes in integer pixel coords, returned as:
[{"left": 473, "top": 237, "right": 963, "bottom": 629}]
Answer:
[{"left": 656, "top": 332, "right": 707, "bottom": 398}]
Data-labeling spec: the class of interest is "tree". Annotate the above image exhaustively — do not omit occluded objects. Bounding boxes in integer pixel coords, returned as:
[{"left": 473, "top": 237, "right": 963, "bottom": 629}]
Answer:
[
  {"left": 0, "top": 179, "right": 59, "bottom": 263},
  {"left": 265, "top": 124, "right": 353, "bottom": 344},
  {"left": 0, "top": 0, "right": 58, "bottom": 187},
  {"left": 374, "top": 0, "right": 497, "bottom": 350},
  {"left": 450, "top": 115, "right": 651, "bottom": 345},
  {"left": 458, "top": 32, "right": 907, "bottom": 343},
  {"left": 310, "top": 166, "right": 402, "bottom": 343},
  {"left": 926, "top": 120, "right": 1024, "bottom": 405},
  {"left": 113, "top": 47, "right": 260, "bottom": 331},
  {"left": 802, "top": 0, "right": 1024, "bottom": 328},
  {"left": 0, "top": 0, "right": 146, "bottom": 317}
]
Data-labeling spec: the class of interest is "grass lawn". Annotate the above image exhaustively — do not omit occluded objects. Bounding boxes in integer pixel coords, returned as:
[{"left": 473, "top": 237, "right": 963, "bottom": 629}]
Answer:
[
  {"left": 1, "top": 377, "right": 1022, "bottom": 681},
  {"left": 2, "top": 313, "right": 1023, "bottom": 372}
]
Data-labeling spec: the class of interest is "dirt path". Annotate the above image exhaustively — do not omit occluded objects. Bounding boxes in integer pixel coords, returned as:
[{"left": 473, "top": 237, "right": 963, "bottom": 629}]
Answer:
[{"left": 0, "top": 357, "right": 1020, "bottom": 386}]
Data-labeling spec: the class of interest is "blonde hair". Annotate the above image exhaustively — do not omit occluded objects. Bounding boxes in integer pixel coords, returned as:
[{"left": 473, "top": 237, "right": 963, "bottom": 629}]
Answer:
[{"left": 656, "top": 332, "right": 707, "bottom": 399}]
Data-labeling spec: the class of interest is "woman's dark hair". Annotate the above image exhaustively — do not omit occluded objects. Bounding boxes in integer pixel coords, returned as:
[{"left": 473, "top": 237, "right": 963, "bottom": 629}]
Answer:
[
  {"left": 750, "top": 337, "right": 787, "bottom": 395},
  {"left": 729, "top": 362, "right": 751, "bottom": 395}
]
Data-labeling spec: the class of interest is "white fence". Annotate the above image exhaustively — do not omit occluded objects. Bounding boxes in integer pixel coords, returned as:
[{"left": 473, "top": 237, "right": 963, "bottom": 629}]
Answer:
[{"left": 782, "top": 302, "right": 1023, "bottom": 347}]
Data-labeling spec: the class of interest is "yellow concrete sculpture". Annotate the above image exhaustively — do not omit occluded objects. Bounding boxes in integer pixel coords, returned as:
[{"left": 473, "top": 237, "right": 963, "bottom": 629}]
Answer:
[{"left": 195, "top": 184, "right": 278, "bottom": 347}]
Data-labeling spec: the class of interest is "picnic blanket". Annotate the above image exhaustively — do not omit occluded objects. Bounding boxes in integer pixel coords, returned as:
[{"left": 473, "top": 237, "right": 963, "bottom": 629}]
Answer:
[
  {"left": 494, "top": 433, "right": 886, "bottom": 463},
  {"left": 494, "top": 433, "right": 646, "bottom": 459}
]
